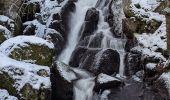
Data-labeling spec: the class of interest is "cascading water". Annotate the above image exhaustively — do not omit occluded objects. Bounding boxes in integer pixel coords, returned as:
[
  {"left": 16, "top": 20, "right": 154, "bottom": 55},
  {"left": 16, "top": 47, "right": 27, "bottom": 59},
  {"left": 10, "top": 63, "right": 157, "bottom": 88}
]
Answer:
[
  {"left": 58, "top": 0, "right": 98, "bottom": 100},
  {"left": 58, "top": 0, "right": 125, "bottom": 100},
  {"left": 58, "top": 0, "right": 97, "bottom": 64}
]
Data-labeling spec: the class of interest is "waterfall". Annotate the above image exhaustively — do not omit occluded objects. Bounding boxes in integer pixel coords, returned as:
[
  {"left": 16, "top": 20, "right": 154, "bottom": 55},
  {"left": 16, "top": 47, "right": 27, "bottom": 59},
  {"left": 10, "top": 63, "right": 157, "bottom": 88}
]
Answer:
[
  {"left": 58, "top": 0, "right": 97, "bottom": 64},
  {"left": 58, "top": 0, "right": 125, "bottom": 100}
]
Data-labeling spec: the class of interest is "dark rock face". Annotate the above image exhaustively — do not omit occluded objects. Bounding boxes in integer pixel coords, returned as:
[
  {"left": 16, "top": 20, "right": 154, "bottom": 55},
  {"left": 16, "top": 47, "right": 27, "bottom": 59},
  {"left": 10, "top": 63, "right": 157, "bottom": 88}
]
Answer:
[
  {"left": 69, "top": 46, "right": 101, "bottom": 68},
  {"left": 125, "top": 52, "right": 142, "bottom": 76},
  {"left": 50, "top": 62, "right": 74, "bottom": 100},
  {"left": 21, "top": 2, "right": 41, "bottom": 22},
  {"left": 94, "top": 74, "right": 123, "bottom": 93},
  {"left": 23, "top": 24, "right": 36, "bottom": 35},
  {"left": 125, "top": 38, "right": 138, "bottom": 52},
  {"left": 45, "top": 29, "right": 65, "bottom": 56},
  {"left": 79, "top": 8, "right": 99, "bottom": 40},
  {"left": 88, "top": 32, "right": 104, "bottom": 48},
  {"left": 96, "top": 49, "right": 120, "bottom": 75},
  {"left": 49, "top": 0, "right": 76, "bottom": 41},
  {"left": 108, "top": 81, "right": 169, "bottom": 100},
  {"left": 70, "top": 47, "right": 120, "bottom": 75}
]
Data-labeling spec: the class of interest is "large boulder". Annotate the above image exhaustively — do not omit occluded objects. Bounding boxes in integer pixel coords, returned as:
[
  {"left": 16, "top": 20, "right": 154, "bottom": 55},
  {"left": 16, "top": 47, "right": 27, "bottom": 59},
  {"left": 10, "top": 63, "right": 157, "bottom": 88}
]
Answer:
[
  {"left": 79, "top": 8, "right": 99, "bottom": 40},
  {"left": 50, "top": 61, "right": 76, "bottom": 100},
  {"left": 94, "top": 73, "right": 122, "bottom": 93},
  {"left": 0, "top": 36, "right": 54, "bottom": 66},
  {"left": 70, "top": 47, "right": 120, "bottom": 75},
  {"left": 44, "top": 28, "right": 65, "bottom": 56},
  {"left": 125, "top": 52, "right": 142, "bottom": 76},
  {"left": 0, "top": 53, "right": 51, "bottom": 99}
]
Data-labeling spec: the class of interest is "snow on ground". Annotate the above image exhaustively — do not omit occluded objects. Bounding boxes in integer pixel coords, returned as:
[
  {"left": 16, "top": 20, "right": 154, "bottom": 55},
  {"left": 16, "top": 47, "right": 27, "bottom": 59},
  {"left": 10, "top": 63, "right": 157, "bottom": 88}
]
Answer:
[
  {"left": 0, "top": 36, "right": 54, "bottom": 55},
  {"left": 24, "top": 0, "right": 68, "bottom": 37},
  {"left": 0, "top": 52, "right": 51, "bottom": 91},
  {"left": 130, "top": 0, "right": 167, "bottom": 62},
  {"left": 0, "top": 89, "right": 18, "bottom": 100}
]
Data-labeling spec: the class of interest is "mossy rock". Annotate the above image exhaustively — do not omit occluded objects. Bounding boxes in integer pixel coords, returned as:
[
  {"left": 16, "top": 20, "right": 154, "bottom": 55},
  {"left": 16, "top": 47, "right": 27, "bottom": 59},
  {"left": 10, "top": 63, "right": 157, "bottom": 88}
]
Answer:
[
  {"left": 123, "top": 17, "right": 161, "bottom": 35},
  {"left": 0, "top": 72, "right": 18, "bottom": 96},
  {"left": 9, "top": 43, "right": 54, "bottom": 66},
  {"left": 0, "top": 31, "right": 7, "bottom": 44},
  {"left": 20, "top": 84, "right": 51, "bottom": 100}
]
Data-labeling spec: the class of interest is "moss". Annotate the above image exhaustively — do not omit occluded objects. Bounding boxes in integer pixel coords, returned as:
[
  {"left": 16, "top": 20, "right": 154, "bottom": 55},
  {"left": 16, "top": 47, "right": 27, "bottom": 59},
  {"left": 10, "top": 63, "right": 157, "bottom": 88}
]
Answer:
[
  {"left": 0, "top": 31, "right": 6, "bottom": 44},
  {"left": 21, "top": 84, "right": 51, "bottom": 100},
  {"left": 0, "top": 72, "right": 18, "bottom": 96},
  {"left": 9, "top": 43, "right": 54, "bottom": 66}
]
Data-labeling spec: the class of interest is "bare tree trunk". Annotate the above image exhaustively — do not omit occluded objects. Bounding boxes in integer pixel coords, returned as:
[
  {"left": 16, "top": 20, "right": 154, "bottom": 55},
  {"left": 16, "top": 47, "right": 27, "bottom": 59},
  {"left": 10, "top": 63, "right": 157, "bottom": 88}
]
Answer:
[{"left": 166, "top": 0, "right": 170, "bottom": 50}]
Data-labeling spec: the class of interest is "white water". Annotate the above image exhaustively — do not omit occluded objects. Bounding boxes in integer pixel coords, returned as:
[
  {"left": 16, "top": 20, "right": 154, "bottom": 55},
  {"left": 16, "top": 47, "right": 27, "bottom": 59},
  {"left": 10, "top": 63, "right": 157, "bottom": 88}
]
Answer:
[
  {"left": 58, "top": 0, "right": 97, "bottom": 64},
  {"left": 58, "top": 0, "right": 98, "bottom": 100},
  {"left": 58, "top": 0, "right": 125, "bottom": 100},
  {"left": 72, "top": 68, "right": 95, "bottom": 100}
]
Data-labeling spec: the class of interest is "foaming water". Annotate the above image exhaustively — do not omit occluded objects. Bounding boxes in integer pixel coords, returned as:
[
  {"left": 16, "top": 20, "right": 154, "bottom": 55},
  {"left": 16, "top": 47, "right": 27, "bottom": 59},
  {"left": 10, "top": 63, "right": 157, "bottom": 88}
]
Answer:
[{"left": 58, "top": 0, "right": 97, "bottom": 64}]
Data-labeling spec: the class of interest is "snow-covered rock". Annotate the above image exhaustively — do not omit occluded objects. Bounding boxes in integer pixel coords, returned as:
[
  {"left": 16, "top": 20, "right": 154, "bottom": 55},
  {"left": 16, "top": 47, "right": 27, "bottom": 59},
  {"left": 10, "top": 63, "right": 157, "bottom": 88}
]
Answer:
[
  {"left": 94, "top": 73, "right": 122, "bottom": 92},
  {"left": 51, "top": 61, "right": 76, "bottom": 100},
  {"left": 0, "top": 52, "right": 51, "bottom": 99},
  {"left": 0, "top": 25, "right": 12, "bottom": 44},
  {"left": 0, "top": 36, "right": 54, "bottom": 66}
]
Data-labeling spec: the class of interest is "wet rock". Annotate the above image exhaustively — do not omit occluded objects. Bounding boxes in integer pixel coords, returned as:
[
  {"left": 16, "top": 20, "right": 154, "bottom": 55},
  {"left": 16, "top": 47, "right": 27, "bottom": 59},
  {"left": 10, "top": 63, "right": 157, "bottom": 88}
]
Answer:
[
  {"left": 88, "top": 32, "right": 104, "bottom": 48},
  {"left": 23, "top": 24, "right": 36, "bottom": 35},
  {"left": 49, "top": 20, "right": 66, "bottom": 38},
  {"left": 69, "top": 46, "right": 89, "bottom": 67},
  {"left": 94, "top": 49, "right": 120, "bottom": 75},
  {"left": 51, "top": 61, "right": 76, "bottom": 100},
  {"left": 108, "top": 81, "right": 169, "bottom": 100},
  {"left": 70, "top": 47, "right": 120, "bottom": 75},
  {"left": 125, "top": 52, "right": 142, "bottom": 76},
  {"left": 60, "top": 0, "right": 76, "bottom": 31},
  {"left": 94, "top": 73, "right": 122, "bottom": 93},
  {"left": 79, "top": 8, "right": 99, "bottom": 40},
  {"left": 69, "top": 46, "right": 101, "bottom": 68},
  {"left": 125, "top": 38, "right": 138, "bottom": 52},
  {"left": 44, "top": 28, "right": 65, "bottom": 56}
]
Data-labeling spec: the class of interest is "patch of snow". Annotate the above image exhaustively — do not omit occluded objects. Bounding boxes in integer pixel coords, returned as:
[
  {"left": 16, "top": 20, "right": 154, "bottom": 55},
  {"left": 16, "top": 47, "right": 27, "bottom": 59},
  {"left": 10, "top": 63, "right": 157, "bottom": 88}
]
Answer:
[
  {"left": 23, "top": 20, "right": 46, "bottom": 37},
  {"left": 0, "top": 15, "right": 10, "bottom": 22},
  {"left": 0, "top": 36, "right": 54, "bottom": 55},
  {"left": 97, "top": 73, "right": 120, "bottom": 84},
  {"left": 132, "top": 0, "right": 160, "bottom": 11},
  {"left": 0, "top": 53, "right": 51, "bottom": 91},
  {"left": 0, "top": 89, "right": 18, "bottom": 100},
  {"left": 146, "top": 63, "right": 157, "bottom": 70}
]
